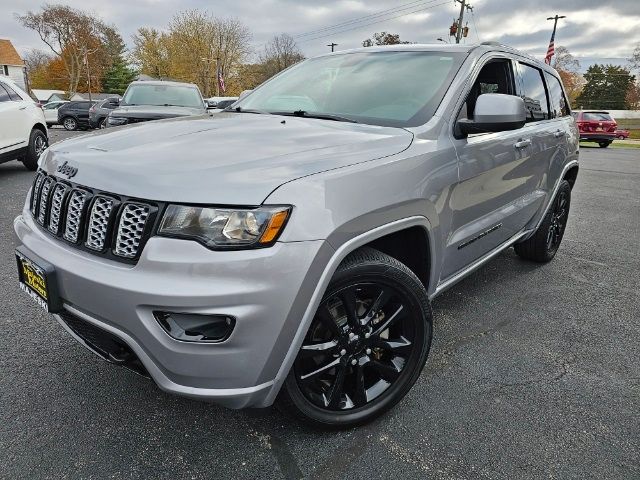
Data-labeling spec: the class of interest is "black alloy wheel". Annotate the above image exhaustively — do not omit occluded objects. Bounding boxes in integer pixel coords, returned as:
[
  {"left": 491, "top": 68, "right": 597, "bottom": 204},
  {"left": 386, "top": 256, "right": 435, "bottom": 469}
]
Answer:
[
  {"left": 514, "top": 179, "right": 572, "bottom": 263},
  {"left": 281, "top": 248, "right": 432, "bottom": 428},
  {"left": 546, "top": 187, "right": 569, "bottom": 253}
]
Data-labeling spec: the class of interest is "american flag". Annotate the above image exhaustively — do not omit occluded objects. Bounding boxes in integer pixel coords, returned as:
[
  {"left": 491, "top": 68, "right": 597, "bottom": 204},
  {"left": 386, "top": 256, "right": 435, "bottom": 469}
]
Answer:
[
  {"left": 544, "top": 30, "right": 555, "bottom": 65},
  {"left": 217, "top": 66, "right": 226, "bottom": 94}
]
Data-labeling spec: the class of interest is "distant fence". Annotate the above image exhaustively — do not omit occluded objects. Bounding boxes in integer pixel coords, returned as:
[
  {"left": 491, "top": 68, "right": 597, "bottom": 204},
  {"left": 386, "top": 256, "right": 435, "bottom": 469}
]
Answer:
[{"left": 604, "top": 110, "right": 640, "bottom": 119}]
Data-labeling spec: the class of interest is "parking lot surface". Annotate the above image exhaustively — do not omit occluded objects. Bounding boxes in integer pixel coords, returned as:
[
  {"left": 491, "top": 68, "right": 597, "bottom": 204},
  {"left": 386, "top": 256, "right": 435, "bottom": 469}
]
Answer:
[{"left": 1, "top": 132, "right": 638, "bottom": 479}]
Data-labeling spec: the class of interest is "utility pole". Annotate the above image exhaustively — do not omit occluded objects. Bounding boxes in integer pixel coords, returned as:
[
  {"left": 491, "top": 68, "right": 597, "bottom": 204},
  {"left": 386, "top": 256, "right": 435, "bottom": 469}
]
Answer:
[
  {"left": 82, "top": 47, "right": 98, "bottom": 102},
  {"left": 327, "top": 42, "right": 338, "bottom": 52},
  {"left": 453, "top": 0, "right": 473, "bottom": 44}
]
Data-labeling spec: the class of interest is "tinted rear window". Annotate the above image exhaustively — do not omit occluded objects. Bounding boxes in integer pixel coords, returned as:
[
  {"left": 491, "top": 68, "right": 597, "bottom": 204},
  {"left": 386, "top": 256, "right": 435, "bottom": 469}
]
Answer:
[{"left": 583, "top": 112, "right": 613, "bottom": 121}]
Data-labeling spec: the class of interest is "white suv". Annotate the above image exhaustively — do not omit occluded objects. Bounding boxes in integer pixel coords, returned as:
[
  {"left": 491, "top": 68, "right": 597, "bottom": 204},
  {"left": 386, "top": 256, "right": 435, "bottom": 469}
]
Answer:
[{"left": 0, "top": 76, "right": 48, "bottom": 171}]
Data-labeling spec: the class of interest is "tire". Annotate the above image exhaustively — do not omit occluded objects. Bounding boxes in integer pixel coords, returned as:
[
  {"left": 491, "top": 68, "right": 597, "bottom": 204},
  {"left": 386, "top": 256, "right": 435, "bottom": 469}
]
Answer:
[
  {"left": 598, "top": 141, "right": 611, "bottom": 148},
  {"left": 278, "top": 247, "right": 432, "bottom": 428},
  {"left": 514, "top": 180, "right": 571, "bottom": 263},
  {"left": 21, "top": 128, "right": 48, "bottom": 171},
  {"left": 62, "top": 116, "right": 77, "bottom": 131},
  {"left": 99, "top": 118, "right": 106, "bottom": 129}
]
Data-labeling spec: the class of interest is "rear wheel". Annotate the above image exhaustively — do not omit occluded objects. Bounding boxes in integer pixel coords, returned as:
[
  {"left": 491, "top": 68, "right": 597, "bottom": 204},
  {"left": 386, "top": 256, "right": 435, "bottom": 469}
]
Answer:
[
  {"left": 62, "top": 116, "right": 77, "bottom": 131},
  {"left": 618, "top": 135, "right": 625, "bottom": 140},
  {"left": 515, "top": 180, "right": 571, "bottom": 263},
  {"left": 598, "top": 141, "right": 611, "bottom": 148},
  {"left": 21, "top": 128, "right": 48, "bottom": 171},
  {"left": 279, "top": 247, "right": 432, "bottom": 428}
]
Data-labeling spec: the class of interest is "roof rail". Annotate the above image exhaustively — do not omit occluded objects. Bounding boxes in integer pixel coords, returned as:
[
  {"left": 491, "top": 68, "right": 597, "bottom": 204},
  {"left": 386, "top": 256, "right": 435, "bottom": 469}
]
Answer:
[{"left": 481, "top": 41, "right": 503, "bottom": 46}]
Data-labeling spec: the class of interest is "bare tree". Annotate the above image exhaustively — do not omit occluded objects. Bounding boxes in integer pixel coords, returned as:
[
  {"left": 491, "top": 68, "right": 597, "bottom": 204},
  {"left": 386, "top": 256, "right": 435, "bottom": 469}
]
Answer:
[
  {"left": 23, "top": 49, "right": 53, "bottom": 76},
  {"left": 259, "top": 34, "right": 305, "bottom": 80},
  {"left": 552, "top": 46, "right": 585, "bottom": 106},
  {"left": 629, "top": 43, "right": 640, "bottom": 73}
]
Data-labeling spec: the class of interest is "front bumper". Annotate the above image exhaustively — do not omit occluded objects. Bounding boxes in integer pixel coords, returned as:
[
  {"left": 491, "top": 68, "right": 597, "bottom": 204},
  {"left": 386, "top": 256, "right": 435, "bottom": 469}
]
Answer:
[{"left": 14, "top": 212, "right": 331, "bottom": 408}]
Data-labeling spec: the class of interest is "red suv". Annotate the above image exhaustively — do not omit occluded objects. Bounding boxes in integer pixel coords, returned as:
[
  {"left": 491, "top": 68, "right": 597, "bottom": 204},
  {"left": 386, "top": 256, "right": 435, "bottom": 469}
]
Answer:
[{"left": 573, "top": 111, "right": 617, "bottom": 148}]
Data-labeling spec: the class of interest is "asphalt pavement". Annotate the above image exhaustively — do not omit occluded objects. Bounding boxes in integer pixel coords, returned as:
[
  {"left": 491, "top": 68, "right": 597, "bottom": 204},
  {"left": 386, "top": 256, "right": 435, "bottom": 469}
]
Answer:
[{"left": 1, "top": 131, "right": 638, "bottom": 479}]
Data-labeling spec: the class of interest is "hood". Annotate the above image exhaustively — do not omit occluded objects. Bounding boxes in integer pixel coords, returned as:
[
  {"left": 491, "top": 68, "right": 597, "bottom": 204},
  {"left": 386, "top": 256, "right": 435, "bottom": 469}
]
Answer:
[
  {"left": 41, "top": 113, "right": 414, "bottom": 205},
  {"left": 111, "top": 104, "right": 205, "bottom": 120}
]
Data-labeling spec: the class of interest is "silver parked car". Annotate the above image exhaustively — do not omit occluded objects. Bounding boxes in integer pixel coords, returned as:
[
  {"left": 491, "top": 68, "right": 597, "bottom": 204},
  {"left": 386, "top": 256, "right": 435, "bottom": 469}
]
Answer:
[{"left": 15, "top": 42, "right": 578, "bottom": 428}]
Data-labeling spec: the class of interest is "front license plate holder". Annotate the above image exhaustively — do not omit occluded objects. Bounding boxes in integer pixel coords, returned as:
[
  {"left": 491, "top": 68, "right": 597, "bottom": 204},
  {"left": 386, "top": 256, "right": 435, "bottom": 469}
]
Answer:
[{"left": 15, "top": 246, "right": 62, "bottom": 313}]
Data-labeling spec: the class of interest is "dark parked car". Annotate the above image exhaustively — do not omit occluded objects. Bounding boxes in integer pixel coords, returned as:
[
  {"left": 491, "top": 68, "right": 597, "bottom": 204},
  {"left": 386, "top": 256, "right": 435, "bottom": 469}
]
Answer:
[
  {"left": 57, "top": 101, "right": 96, "bottom": 131},
  {"left": 106, "top": 80, "right": 207, "bottom": 128},
  {"left": 89, "top": 97, "right": 121, "bottom": 129}
]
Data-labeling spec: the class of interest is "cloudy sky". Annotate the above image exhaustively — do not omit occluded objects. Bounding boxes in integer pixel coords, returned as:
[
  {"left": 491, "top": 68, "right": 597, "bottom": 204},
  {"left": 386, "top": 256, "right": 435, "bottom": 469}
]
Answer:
[{"left": 2, "top": 0, "right": 639, "bottom": 71}]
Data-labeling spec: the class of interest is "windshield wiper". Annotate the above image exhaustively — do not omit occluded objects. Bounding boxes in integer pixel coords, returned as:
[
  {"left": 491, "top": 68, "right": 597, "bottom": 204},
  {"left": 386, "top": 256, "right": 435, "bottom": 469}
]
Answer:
[
  {"left": 285, "top": 110, "right": 358, "bottom": 123},
  {"left": 225, "top": 106, "right": 269, "bottom": 115}
]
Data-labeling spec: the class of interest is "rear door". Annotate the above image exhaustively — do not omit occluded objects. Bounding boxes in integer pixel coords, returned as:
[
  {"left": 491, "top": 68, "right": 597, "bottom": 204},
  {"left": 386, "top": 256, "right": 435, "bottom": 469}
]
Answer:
[{"left": 514, "top": 61, "right": 560, "bottom": 207}]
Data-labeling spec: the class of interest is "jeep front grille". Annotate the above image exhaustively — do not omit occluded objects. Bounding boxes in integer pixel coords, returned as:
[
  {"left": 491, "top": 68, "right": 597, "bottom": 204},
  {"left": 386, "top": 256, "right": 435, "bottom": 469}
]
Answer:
[{"left": 29, "top": 170, "right": 159, "bottom": 263}]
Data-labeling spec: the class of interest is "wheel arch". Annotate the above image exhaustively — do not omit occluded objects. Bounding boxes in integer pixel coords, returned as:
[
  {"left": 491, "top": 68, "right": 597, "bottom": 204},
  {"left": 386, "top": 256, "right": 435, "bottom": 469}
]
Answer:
[
  {"left": 563, "top": 164, "right": 579, "bottom": 190},
  {"left": 262, "top": 216, "right": 436, "bottom": 406}
]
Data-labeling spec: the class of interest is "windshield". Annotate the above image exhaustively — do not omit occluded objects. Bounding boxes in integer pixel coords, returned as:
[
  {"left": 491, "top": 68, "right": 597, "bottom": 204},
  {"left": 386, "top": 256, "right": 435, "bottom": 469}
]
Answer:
[
  {"left": 235, "top": 51, "right": 465, "bottom": 127},
  {"left": 122, "top": 84, "right": 203, "bottom": 108}
]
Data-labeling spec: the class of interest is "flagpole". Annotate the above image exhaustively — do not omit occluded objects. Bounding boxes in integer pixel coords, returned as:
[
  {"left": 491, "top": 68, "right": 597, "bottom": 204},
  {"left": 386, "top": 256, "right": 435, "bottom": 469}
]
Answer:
[
  {"left": 216, "top": 57, "right": 220, "bottom": 97},
  {"left": 545, "top": 15, "right": 566, "bottom": 64}
]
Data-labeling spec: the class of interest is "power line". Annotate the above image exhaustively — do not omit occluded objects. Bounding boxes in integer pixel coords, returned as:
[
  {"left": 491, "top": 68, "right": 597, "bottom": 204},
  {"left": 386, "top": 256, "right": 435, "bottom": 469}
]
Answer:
[
  {"left": 471, "top": 9, "right": 480, "bottom": 42},
  {"left": 294, "top": 0, "right": 442, "bottom": 39},
  {"left": 297, "top": 2, "right": 451, "bottom": 43}
]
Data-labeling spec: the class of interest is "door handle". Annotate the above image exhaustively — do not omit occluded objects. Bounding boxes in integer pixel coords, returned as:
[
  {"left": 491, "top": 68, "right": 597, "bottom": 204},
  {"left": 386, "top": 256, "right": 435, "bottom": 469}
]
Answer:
[
  {"left": 514, "top": 139, "right": 531, "bottom": 149},
  {"left": 554, "top": 130, "right": 566, "bottom": 138},
  {"left": 19, "top": 106, "right": 27, "bottom": 110}
]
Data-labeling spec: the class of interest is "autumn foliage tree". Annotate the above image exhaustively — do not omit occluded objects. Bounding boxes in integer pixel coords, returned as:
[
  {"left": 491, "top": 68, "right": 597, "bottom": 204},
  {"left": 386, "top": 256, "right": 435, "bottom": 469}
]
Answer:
[
  {"left": 362, "top": 32, "right": 411, "bottom": 47},
  {"left": 17, "top": 5, "right": 127, "bottom": 95},
  {"left": 132, "top": 11, "right": 251, "bottom": 97},
  {"left": 552, "top": 46, "right": 584, "bottom": 107}
]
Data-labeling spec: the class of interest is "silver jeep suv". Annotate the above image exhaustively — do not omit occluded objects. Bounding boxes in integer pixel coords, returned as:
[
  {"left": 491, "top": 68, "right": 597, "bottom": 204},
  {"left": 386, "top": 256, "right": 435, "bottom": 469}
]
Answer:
[{"left": 14, "top": 43, "right": 578, "bottom": 428}]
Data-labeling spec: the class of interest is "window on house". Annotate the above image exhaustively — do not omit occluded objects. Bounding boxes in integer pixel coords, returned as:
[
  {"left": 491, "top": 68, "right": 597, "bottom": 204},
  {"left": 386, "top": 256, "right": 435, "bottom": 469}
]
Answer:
[{"left": 2, "top": 65, "right": 8, "bottom": 76}]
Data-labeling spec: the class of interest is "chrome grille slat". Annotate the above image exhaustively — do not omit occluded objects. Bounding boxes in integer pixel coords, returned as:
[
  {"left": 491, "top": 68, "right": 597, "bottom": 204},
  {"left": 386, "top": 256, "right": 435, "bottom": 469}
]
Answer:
[
  {"left": 47, "top": 183, "right": 68, "bottom": 235},
  {"left": 114, "top": 204, "right": 150, "bottom": 258},
  {"left": 31, "top": 172, "right": 45, "bottom": 216},
  {"left": 37, "top": 177, "right": 54, "bottom": 225},
  {"left": 63, "top": 190, "right": 88, "bottom": 243},
  {"left": 85, "top": 197, "right": 115, "bottom": 251}
]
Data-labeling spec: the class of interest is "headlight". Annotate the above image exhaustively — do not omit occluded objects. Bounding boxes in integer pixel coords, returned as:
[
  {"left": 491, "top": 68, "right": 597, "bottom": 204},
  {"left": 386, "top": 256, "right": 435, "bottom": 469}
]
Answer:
[
  {"left": 158, "top": 205, "right": 291, "bottom": 248},
  {"left": 107, "top": 116, "right": 127, "bottom": 126}
]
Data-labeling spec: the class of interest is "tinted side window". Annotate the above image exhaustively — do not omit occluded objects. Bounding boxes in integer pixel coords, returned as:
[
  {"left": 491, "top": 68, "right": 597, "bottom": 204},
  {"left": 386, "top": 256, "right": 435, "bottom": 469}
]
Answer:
[
  {"left": 461, "top": 59, "right": 516, "bottom": 120},
  {"left": 544, "top": 72, "right": 570, "bottom": 118},
  {"left": 2, "top": 83, "right": 22, "bottom": 101},
  {"left": 518, "top": 63, "right": 550, "bottom": 122},
  {"left": 0, "top": 84, "right": 10, "bottom": 102}
]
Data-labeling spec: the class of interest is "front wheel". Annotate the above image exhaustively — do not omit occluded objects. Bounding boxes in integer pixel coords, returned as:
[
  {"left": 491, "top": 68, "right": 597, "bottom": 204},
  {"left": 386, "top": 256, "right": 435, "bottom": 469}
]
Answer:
[
  {"left": 278, "top": 247, "right": 432, "bottom": 428},
  {"left": 515, "top": 180, "right": 571, "bottom": 263}
]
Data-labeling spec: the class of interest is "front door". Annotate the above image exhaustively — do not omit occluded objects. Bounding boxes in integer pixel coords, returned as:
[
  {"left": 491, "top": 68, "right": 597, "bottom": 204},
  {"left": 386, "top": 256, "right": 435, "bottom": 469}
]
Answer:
[{"left": 443, "top": 56, "right": 542, "bottom": 280}]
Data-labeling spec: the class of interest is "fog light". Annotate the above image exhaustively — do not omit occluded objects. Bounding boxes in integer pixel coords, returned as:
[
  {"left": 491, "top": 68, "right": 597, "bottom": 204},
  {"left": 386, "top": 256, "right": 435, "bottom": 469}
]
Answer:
[{"left": 154, "top": 312, "right": 235, "bottom": 342}]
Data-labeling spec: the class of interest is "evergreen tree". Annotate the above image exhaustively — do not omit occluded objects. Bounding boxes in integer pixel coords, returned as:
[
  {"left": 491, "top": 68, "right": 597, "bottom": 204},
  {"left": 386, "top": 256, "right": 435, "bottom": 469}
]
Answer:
[
  {"left": 102, "top": 33, "right": 137, "bottom": 95},
  {"left": 576, "top": 64, "right": 635, "bottom": 110}
]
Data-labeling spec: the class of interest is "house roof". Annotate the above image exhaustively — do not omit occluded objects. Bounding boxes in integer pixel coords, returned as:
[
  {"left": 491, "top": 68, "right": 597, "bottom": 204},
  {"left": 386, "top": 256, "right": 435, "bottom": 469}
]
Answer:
[
  {"left": 0, "top": 39, "right": 24, "bottom": 66},
  {"left": 32, "top": 89, "right": 66, "bottom": 101}
]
